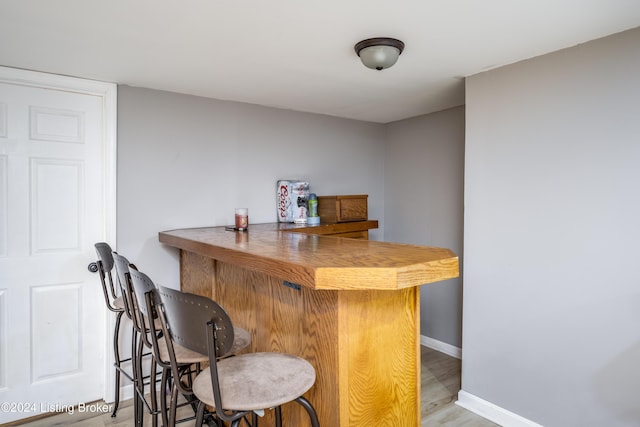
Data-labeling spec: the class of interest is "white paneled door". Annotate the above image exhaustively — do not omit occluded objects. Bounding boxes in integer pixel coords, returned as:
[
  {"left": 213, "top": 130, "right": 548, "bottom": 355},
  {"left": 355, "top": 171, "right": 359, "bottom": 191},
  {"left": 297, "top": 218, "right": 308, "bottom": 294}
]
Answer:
[{"left": 0, "top": 67, "right": 116, "bottom": 424}]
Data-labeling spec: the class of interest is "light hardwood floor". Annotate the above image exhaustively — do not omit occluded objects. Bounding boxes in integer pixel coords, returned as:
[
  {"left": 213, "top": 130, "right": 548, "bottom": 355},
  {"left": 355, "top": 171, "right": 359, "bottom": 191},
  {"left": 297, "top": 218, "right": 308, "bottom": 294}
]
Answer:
[
  {"left": 419, "top": 347, "right": 497, "bottom": 426},
  {"left": 10, "top": 347, "right": 497, "bottom": 427}
]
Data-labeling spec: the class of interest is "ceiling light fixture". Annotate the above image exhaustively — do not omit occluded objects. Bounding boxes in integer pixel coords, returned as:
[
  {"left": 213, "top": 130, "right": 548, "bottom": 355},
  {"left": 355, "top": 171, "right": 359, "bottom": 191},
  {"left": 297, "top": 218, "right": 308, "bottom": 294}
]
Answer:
[{"left": 354, "top": 37, "right": 405, "bottom": 71}]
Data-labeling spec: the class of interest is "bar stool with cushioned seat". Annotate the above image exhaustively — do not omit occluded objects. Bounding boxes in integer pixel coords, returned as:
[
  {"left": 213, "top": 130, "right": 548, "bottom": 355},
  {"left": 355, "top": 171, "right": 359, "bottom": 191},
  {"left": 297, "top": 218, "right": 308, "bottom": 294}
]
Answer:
[
  {"left": 93, "top": 242, "right": 133, "bottom": 417},
  {"left": 157, "top": 286, "right": 320, "bottom": 427},
  {"left": 128, "top": 267, "right": 251, "bottom": 427},
  {"left": 112, "top": 252, "right": 162, "bottom": 427},
  {"left": 128, "top": 265, "right": 206, "bottom": 427}
]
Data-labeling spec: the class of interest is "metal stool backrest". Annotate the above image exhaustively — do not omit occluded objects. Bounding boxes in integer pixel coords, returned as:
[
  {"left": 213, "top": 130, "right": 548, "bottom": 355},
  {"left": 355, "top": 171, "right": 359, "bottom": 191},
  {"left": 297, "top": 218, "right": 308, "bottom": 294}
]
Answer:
[
  {"left": 128, "top": 267, "right": 164, "bottom": 352},
  {"left": 157, "top": 286, "right": 239, "bottom": 421},
  {"left": 112, "top": 252, "right": 140, "bottom": 328},
  {"left": 128, "top": 267, "right": 156, "bottom": 320},
  {"left": 157, "top": 286, "right": 234, "bottom": 359},
  {"left": 94, "top": 242, "right": 121, "bottom": 313}
]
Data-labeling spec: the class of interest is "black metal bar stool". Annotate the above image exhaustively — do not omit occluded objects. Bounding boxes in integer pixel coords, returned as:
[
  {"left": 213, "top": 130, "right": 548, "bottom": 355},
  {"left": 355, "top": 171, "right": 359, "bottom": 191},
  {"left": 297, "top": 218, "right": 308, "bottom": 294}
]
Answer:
[
  {"left": 157, "top": 286, "right": 320, "bottom": 427},
  {"left": 93, "top": 242, "right": 134, "bottom": 417},
  {"left": 128, "top": 267, "right": 252, "bottom": 427},
  {"left": 112, "top": 252, "right": 162, "bottom": 427}
]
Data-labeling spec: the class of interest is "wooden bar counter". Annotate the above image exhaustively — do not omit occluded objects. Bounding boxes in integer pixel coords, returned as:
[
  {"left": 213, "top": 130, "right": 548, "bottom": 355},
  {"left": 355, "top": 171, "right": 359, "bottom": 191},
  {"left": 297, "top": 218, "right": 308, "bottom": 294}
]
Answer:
[{"left": 159, "top": 222, "right": 459, "bottom": 427}]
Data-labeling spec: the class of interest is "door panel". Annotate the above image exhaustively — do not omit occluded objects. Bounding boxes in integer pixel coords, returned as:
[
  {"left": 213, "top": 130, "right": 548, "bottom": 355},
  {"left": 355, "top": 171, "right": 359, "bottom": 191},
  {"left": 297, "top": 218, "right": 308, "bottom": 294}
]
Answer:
[
  {"left": 31, "top": 283, "right": 82, "bottom": 381},
  {"left": 0, "top": 154, "right": 6, "bottom": 256},
  {"left": 32, "top": 158, "right": 83, "bottom": 252},
  {"left": 0, "top": 68, "right": 116, "bottom": 424}
]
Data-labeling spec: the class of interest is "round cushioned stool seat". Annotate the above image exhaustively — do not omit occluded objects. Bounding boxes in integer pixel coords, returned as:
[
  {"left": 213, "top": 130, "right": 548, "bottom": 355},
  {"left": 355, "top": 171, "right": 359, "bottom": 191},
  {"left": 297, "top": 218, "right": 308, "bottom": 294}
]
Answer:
[
  {"left": 226, "top": 327, "right": 252, "bottom": 355},
  {"left": 113, "top": 295, "right": 126, "bottom": 310},
  {"left": 192, "top": 352, "right": 315, "bottom": 411},
  {"left": 158, "top": 340, "right": 208, "bottom": 365},
  {"left": 157, "top": 327, "right": 251, "bottom": 364}
]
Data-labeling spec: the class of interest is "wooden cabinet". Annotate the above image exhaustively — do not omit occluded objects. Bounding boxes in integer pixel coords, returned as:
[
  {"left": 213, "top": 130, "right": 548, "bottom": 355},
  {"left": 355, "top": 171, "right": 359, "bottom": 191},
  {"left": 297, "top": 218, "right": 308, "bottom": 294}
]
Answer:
[{"left": 317, "top": 194, "right": 368, "bottom": 223}]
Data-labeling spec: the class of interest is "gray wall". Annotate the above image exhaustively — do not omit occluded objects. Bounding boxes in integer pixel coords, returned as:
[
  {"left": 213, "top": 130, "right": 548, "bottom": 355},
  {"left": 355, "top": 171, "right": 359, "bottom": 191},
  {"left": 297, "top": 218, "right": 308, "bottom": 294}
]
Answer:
[
  {"left": 116, "top": 85, "right": 466, "bottom": 351},
  {"left": 463, "top": 27, "right": 640, "bottom": 427},
  {"left": 117, "top": 86, "right": 385, "bottom": 287},
  {"left": 385, "top": 107, "right": 465, "bottom": 348}
]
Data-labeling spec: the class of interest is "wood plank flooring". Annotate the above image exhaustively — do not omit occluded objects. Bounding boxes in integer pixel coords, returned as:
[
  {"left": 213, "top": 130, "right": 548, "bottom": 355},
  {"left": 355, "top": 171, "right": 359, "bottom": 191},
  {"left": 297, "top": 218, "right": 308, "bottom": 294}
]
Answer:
[
  {"left": 419, "top": 347, "right": 497, "bottom": 426},
  {"left": 10, "top": 347, "right": 497, "bottom": 427}
]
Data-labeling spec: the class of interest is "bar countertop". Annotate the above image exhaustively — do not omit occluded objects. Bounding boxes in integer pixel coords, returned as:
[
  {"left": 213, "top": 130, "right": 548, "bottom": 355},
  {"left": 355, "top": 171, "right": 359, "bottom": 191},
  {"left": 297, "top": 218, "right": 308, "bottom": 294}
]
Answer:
[{"left": 159, "top": 223, "right": 459, "bottom": 291}]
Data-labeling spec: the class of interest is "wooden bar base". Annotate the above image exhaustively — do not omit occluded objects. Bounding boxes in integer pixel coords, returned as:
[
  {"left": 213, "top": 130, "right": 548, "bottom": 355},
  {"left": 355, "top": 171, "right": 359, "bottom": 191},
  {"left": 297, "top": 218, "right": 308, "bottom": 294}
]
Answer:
[{"left": 161, "top": 224, "right": 458, "bottom": 427}]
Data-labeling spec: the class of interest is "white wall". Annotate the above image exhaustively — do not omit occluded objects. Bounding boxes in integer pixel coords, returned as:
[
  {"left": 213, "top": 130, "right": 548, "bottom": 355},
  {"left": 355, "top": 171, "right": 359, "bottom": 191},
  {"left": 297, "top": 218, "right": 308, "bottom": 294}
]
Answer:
[
  {"left": 463, "top": 27, "right": 640, "bottom": 426},
  {"left": 116, "top": 86, "right": 385, "bottom": 287},
  {"left": 385, "top": 107, "right": 465, "bottom": 349}
]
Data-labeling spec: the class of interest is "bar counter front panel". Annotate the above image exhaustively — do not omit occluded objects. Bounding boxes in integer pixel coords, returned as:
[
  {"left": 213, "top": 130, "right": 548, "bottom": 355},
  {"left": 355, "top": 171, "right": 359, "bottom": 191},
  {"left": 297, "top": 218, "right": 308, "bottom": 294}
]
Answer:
[{"left": 159, "top": 222, "right": 459, "bottom": 427}]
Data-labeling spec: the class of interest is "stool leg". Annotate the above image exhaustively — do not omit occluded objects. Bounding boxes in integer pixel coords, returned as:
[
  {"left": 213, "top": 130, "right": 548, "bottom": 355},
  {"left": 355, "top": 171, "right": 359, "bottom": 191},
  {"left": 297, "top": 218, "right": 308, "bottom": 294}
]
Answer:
[
  {"left": 160, "top": 367, "right": 170, "bottom": 427},
  {"left": 150, "top": 357, "right": 159, "bottom": 427},
  {"left": 131, "top": 327, "right": 139, "bottom": 426},
  {"left": 169, "top": 376, "right": 181, "bottom": 427},
  {"left": 110, "top": 310, "right": 124, "bottom": 416},
  {"left": 295, "top": 396, "right": 320, "bottom": 427},
  {"left": 135, "top": 332, "right": 145, "bottom": 427},
  {"left": 195, "top": 401, "right": 206, "bottom": 426},
  {"left": 275, "top": 406, "right": 282, "bottom": 427}
]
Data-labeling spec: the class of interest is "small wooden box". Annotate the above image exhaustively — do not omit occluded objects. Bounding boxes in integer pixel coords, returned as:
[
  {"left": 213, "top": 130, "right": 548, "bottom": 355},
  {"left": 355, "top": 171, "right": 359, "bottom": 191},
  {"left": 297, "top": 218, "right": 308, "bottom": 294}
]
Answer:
[{"left": 317, "top": 195, "right": 368, "bottom": 223}]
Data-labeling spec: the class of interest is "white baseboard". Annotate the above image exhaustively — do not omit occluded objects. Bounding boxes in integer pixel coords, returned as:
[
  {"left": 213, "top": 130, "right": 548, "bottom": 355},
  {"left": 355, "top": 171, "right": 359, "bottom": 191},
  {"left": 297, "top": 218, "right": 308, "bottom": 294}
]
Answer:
[
  {"left": 456, "top": 390, "right": 543, "bottom": 427},
  {"left": 420, "top": 337, "right": 540, "bottom": 426},
  {"left": 420, "top": 335, "right": 462, "bottom": 359}
]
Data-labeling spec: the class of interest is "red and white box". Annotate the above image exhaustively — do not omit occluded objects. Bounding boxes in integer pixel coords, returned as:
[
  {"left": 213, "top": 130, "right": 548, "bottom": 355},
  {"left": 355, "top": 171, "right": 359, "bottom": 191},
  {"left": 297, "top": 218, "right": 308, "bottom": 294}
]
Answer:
[{"left": 276, "top": 180, "right": 309, "bottom": 223}]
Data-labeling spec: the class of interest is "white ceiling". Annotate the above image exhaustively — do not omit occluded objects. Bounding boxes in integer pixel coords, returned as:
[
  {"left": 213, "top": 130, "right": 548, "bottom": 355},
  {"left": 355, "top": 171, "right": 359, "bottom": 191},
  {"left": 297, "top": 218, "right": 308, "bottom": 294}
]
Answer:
[{"left": 1, "top": 1, "right": 639, "bottom": 123}]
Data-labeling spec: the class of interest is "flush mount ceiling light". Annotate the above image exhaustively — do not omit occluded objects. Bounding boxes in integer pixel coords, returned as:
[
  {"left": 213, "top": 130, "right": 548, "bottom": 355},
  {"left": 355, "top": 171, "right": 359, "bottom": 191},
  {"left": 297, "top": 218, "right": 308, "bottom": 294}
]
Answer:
[{"left": 354, "top": 37, "right": 405, "bottom": 70}]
